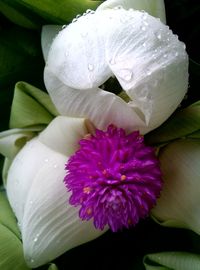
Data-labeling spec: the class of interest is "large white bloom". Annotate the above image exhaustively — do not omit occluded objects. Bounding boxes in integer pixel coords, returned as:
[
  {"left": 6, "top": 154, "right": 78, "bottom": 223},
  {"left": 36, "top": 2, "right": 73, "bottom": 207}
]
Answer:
[{"left": 44, "top": 7, "right": 188, "bottom": 134}]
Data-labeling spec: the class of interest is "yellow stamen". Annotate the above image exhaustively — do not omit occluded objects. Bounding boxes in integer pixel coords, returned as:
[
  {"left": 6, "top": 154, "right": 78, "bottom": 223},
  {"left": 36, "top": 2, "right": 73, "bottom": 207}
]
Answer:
[
  {"left": 86, "top": 207, "right": 92, "bottom": 215},
  {"left": 121, "top": 175, "right": 127, "bottom": 181},
  {"left": 83, "top": 186, "right": 92, "bottom": 194}
]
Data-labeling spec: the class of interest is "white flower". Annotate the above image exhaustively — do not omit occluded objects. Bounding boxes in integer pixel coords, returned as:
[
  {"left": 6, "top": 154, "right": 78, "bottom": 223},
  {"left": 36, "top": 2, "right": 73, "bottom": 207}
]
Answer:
[
  {"left": 44, "top": 7, "right": 188, "bottom": 134},
  {"left": 6, "top": 116, "right": 106, "bottom": 268}
]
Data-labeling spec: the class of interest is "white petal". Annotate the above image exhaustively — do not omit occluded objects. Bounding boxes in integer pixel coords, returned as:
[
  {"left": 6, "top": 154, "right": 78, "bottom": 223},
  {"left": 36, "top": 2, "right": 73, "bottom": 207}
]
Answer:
[
  {"left": 46, "top": 13, "right": 112, "bottom": 89},
  {"left": 44, "top": 69, "right": 146, "bottom": 133},
  {"left": 41, "top": 25, "right": 62, "bottom": 62},
  {"left": 22, "top": 146, "right": 104, "bottom": 268},
  {"left": 97, "top": 0, "right": 166, "bottom": 23},
  {"left": 6, "top": 117, "right": 106, "bottom": 268},
  {"left": 45, "top": 9, "right": 188, "bottom": 133},
  {"left": 152, "top": 140, "right": 200, "bottom": 234},
  {"left": 38, "top": 115, "right": 88, "bottom": 156},
  {"left": 106, "top": 10, "right": 188, "bottom": 129}
]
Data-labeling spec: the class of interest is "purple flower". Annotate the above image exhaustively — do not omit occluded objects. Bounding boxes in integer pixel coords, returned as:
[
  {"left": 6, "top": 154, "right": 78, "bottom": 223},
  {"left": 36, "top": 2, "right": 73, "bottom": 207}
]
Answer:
[{"left": 64, "top": 125, "right": 162, "bottom": 232}]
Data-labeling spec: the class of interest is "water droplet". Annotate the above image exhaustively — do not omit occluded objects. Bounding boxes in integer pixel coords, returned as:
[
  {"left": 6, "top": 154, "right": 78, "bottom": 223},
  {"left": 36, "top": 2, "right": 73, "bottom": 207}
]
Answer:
[
  {"left": 142, "top": 42, "right": 146, "bottom": 47},
  {"left": 109, "top": 58, "right": 116, "bottom": 65},
  {"left": 62, "top": 25, "right": 66, "bottom": 29},
  {"left": 33, "top": 237, "right": 38, "bottom": 243},
  {"left": 30, "top": 259, "right": 34, "bottom": 264},
  {"left": 119, "top": 69, "right": 133, "bottom": 82},
  {"left": 44, "top": 158, "right": 49, "bottom": 163},
  {"left": 175, "top": 52, "right": 179, "bottom": 57},
  {"left": 141, "top": 26, "right": 146, "bottom": 31},
  {"left": 88, "top": 64, "right": 94, "bottom": 71},
  {"left": 18, "top": 221, "right": 21, "bottom": 228},
  {"left": 53, "top": 164, "right": 58, "bottom": 169},
  {"left": 86, "top": 9, "right": 95, "bottom": 14},
  {"left": 156, "top": 33, "right": 162, "bottom": 40},
  {"left": 163, "top": 54, "right": 167, "bottom": 58},
  {"left": 76, "top": 14, "right": 81, "bottom": 19},
  {"left": 146, "top": 69, "right": 152, "bottom": 76},
  {"left": 72, "top": 18, "right": 78, "bottom": 23},
  {"left": 114, "top": 5, "right": 122, "bottom": 10},
  {"left": 143, "top": 21, "right": 149, "bottom": 26}
]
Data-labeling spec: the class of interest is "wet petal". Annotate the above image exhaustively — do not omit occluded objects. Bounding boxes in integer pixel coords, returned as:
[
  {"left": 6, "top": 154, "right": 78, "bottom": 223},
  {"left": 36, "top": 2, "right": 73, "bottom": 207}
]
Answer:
[{"left": 45, "top": 9, "right": 188, "bottom": 133}]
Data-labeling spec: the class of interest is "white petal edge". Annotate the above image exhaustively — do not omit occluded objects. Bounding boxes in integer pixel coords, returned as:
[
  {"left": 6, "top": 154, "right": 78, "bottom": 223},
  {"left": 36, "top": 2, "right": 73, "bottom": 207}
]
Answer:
[
  {"left": 152, "top": 140, "right": 200, "bottom": 235},
  {"left": 41, "top": 25, "right": 62, "bottom": 62},
  {"left": 97, "top": 0, "right": 166, "bottom": 23}
]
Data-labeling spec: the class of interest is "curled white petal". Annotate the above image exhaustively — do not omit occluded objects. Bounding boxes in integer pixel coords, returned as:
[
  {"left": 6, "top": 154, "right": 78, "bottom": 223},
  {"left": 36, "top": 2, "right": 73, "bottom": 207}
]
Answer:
[
  {"left": 6, "top": 116, "right": 106, "bottom": 267},
  {"left": 44, "top": 9, "right": 188, "bottom": 134}
]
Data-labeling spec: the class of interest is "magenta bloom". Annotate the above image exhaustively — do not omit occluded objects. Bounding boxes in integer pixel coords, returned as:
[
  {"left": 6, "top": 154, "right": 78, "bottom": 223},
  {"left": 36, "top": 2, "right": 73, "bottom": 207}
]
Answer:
[{"left": 64, "top": 125, "right": 162, "bottom": 232}]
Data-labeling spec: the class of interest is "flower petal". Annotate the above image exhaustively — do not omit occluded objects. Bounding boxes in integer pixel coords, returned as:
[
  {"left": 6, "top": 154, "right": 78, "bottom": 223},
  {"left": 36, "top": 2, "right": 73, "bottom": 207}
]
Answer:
[
  {"left": 151, "top": 139, "right": 200, "bottom": 234},
  {"left": 6, "top": 116, "right": 106, "bottom": 267},
  {"left": 97, "top": 0, "right": 166, "bottom": 23},
  {"left": 41, "top": 25, "right": 62, "bottom": 62},
  {"left": 45, "top": 9, "right": 188, "bottom": 133},
  {"left": 22, "top": 146, "right": 104, "bottom": 268},
  {"left": 44, "top": 70, "right": 146, "bottom": 133}
]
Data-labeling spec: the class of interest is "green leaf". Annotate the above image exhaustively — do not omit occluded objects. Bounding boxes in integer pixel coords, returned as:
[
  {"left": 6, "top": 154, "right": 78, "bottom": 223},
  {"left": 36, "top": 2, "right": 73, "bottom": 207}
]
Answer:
[
  {"left": 10, "top": 81, "right": 58, "bottom": 129},
  {"left": 0, "top": 0, "right": 103, "bottom": 29},
  {"left": 145, "top": 101, "right": 200, "bottom": 145},
  {"left": 0, "top": 25, "right": 44, "bottom": 89},
  {"left": 0, "top": 191, "right": 30, "bottom": 270},
  {"left": 0, "top": 191, "right": 20, "bottom": 238},
  {"left": 144, "top": 252, "right": 200, "bottom": 270}
]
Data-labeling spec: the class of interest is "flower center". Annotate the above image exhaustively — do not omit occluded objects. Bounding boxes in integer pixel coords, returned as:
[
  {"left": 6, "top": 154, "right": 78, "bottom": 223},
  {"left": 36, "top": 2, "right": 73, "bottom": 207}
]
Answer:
[{"left": 64, "top": 124, "right": 162, "bottom": 232}]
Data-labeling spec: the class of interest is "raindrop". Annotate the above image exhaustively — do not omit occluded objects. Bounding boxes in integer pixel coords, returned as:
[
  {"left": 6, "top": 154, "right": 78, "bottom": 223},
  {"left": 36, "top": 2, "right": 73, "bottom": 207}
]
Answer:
[
  {"left": 156, "top": 33, "right": 162, "bottom": 40},
  {"left": 44, "top": 158, "right": 49, "bottom": 163},
  {"left": 86, "top": 9, "right": 95, "bottom": 14},
  {"left": 143, "top": 21, "right": 149, "bottom": 26},
  {"left": 142, "top": 42, "right": 146, "bottom": 47},
  {"left": 163, "top": 54, "right": 168, "bottom": 58},
  {"left": 109, "top": 58, "right": 116, "bottom": 65},
  {"left": 62, "top": 25, "right": 66, "bottom": 29},
  {"left": 114, "top": 5, "right": 122, "bottom": 10},
  {"left": 119, "top": 69, "right": 133, "bottom": 82},
  {"left": 72, "top": 18, "right": 78, "bottom": 23},
  {"left": 53, "top": 164, "right": 58, "bottom": 169},
  {"left": 146, "top": 69, "right": 152, "bottom": 76},
  {"left": 88, "top": 64, "right": 94, "bottom": 71},
  {"left": 175, "top": 52, "right": 179, "bottom": 57},
  {"left": 30, "top": 259, "right": 35, "bottom": 264},
  {"left": 76, "top": 14, "right": 81, "bottom": 19},
  {"left": 33, "top": 236, "right": 38, "bottom": 243},
  {"left": 141, "top": 26, "right": 146, "bottom": 31}
]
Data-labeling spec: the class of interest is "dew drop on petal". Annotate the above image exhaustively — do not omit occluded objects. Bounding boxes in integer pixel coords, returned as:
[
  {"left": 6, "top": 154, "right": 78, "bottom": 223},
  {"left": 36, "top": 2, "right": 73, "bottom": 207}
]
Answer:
[
  {"left": 118, "top": 69, "right": 133, "bottom": 82},
  {"left": 109, "top": 58, "right": 116, "bottom": 65},
  {"left": 156, "top": 33, "right": 162, "bottom": 40},
  {"left": 88, "top": 64, "right": 94, "bottom": 71}
]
